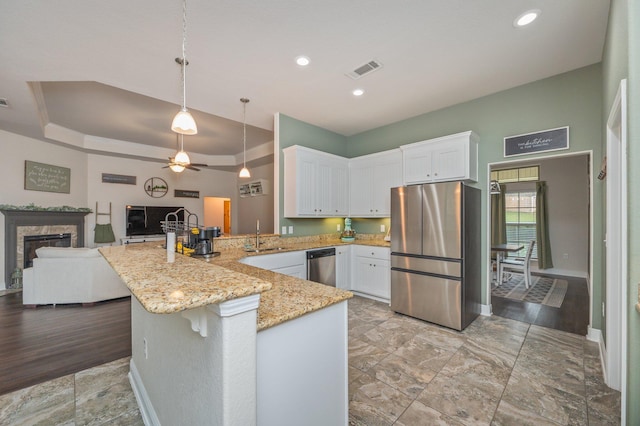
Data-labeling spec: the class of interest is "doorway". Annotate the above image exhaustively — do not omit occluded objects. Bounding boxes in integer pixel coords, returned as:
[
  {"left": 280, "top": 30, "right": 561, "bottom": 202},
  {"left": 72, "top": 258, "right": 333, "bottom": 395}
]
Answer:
[
  {"left": 604, "top": 79, "right": 627, "bottom": 398},
  {"left": 204, "top": 197, "right": 231, "bottom": 235},
  {"left": 487, "top": 152, "right": 592, "bottom": 336}
]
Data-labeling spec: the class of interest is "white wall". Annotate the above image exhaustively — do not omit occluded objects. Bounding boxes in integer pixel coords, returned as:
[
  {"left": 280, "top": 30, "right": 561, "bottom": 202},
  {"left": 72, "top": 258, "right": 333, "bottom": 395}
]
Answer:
[
  {"left": 0, "top": 130, "right": 88, "bottom": 288},
  {"left": 237, "top": 162, "right": 275, "bottom": 234},
  {"left": 86, "top": 154, "right": 239, "bottom": 246},
  {"left": 0, "top": 130, "right": 241, "bottom": 287}
]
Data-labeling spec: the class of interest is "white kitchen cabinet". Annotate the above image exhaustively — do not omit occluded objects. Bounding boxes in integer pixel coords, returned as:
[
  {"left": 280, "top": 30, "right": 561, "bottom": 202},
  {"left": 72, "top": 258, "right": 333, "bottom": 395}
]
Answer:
[
  {"left": 349, "top": 149, "right": 403, "bottom": 217},
  {"left": 351, "top": 246, "right": 390, "bottom": 302},
  {"left": 239, "top": 250, "right": 307, "bottom": 279},
  {"left": 283, "top": 145, "right": 349, "bottom": 218},
  {"left": 335, "top": 245, "right": 351, "bottom": 290},
  {"left": 401, "top": 131, "right": 478, "bottom": 184}
]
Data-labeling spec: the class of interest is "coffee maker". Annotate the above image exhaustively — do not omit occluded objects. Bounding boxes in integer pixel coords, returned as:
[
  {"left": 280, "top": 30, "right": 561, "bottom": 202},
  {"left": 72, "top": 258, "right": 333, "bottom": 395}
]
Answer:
[{"left": 194, "top": 227, "right": 221, "bottom": 257}]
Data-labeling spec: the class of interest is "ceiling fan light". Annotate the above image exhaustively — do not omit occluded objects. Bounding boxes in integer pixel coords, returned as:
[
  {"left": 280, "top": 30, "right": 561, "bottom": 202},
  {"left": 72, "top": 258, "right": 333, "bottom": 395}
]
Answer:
[
  {"left": 170, "top": 164, "right": 186, "bottom": 173},
  {"left": 239, "top": 167, "right": 251, "bottom": 178},
  {"left": 171, "top": 108, "right": 198, "bottom": 135},
  {"left": 174, "top": 149, "right": 191, "bottom": 165}
]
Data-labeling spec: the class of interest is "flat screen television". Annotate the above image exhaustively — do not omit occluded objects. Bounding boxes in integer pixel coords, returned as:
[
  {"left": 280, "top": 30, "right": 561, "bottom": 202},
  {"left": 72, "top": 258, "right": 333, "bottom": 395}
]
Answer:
[{"left": 126, "top": 206, "right": 184, "bottom": 236}]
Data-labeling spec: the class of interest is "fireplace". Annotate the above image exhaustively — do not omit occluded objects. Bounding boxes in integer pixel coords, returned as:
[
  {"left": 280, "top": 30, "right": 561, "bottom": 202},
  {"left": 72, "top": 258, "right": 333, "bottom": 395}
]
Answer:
[
  {"left": 1, "top": 209, "right": 89, "bottom": 286},
  {"left": 23, "top": 233, "right": 72, "bottom": 268}
]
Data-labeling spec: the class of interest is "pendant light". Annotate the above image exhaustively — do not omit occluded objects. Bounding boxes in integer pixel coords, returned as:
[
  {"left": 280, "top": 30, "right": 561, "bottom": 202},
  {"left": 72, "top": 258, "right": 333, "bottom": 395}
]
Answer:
[
  {"left": 239, "top": 98, "right": 251, "bottom": 178},
  {"left": 171, "top": 0, "right": 198, "bottom": 135}
]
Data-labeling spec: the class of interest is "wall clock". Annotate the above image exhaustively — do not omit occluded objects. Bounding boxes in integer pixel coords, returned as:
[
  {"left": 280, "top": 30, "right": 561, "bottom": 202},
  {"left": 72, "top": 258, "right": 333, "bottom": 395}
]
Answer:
[{"left": 144, "top": 177, "right": 168, "bottom": 198}]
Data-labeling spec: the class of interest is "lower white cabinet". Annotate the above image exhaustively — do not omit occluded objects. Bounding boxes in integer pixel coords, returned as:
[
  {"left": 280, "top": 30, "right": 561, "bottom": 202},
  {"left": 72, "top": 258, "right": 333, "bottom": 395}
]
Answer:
[
  {"left": 350, "top": 246, "right": 390, "bottom": 302},
  {"left": 239, "top": 250, "right": 307, "bottom": 279},
  {"left": 335, "top": 246, "right": 351, "bottom": 290}
]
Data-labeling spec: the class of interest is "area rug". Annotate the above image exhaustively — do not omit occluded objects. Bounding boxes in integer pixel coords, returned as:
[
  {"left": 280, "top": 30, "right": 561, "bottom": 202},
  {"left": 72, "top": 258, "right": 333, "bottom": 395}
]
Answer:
[{"left": 492, "top": 273, "right": 568, "bottom": 308}]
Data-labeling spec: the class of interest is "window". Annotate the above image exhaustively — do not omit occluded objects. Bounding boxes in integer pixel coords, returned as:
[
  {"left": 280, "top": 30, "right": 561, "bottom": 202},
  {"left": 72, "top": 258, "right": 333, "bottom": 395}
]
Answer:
[
  {"left": 491, "top": 165, "right": 539, "bottom": 183},
  {"left": 505, "top": 190, "right": 537, "bottom": 258}
]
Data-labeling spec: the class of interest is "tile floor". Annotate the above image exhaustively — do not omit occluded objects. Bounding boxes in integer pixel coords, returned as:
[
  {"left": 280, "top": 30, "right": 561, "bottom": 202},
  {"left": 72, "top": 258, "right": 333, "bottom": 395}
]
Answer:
[
  {"left": 0, "top": 296, "right": 621, "bottom": 425},
  {"left": 348, "top": 296, "right": 620, "bottom": 425}
]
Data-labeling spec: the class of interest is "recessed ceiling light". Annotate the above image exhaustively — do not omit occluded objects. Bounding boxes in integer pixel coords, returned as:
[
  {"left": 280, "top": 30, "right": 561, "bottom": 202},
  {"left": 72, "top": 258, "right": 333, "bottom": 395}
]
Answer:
[
  {"left": 295, "top": 56, "right": 310, "bottom": 66},
  {"left": 514, "top": 9, "right": 540, "bottom": 27},
  {"left": 352, "top": 89, "right": 364, "bottom": 97}
]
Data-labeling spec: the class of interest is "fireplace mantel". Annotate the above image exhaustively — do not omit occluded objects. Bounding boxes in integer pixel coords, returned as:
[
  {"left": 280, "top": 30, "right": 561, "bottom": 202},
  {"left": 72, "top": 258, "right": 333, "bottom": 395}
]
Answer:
[{"left": 2, "top": 209, "right": 90, "bottom": 286}]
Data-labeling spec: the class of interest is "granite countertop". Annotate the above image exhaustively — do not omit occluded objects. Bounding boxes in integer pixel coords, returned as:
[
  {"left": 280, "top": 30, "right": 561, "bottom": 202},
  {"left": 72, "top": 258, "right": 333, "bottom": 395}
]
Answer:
[
  {"left": 99, "top": 244, "right": 273, "bottom": 314},
  {"left": 100, "top": 237, "right": 389, "bottom": 330}
]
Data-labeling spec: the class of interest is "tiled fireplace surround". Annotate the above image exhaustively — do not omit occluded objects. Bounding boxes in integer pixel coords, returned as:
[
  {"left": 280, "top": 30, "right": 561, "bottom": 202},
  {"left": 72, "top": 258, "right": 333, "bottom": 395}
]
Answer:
[{"left": 1, "top": 210, "right": 89, "bottom": 286}]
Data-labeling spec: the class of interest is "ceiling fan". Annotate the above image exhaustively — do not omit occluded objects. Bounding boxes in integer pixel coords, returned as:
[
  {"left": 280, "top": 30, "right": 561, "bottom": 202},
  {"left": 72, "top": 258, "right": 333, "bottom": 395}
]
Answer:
[{"left": 163, "top": 134, "right": 207, "bottom": 172}]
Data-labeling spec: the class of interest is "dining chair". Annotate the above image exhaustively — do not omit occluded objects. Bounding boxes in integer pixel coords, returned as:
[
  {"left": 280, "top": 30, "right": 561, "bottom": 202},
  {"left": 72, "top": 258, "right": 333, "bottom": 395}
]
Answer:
[{"left": 501, "top": 240, "right": 536, "bottom": 288}]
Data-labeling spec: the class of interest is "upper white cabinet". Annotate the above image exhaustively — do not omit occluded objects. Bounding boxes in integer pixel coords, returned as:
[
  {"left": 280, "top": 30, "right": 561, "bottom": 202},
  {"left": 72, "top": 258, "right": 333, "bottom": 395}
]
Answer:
[
  {"left": 401, "top": 131, "right": 478, "bottom": 184},
  {"left": 283, "top": 146, "right": 349, "bottom": 218},
  {"left": 349, "top": 149, "right": 403, "bottom": 217}
]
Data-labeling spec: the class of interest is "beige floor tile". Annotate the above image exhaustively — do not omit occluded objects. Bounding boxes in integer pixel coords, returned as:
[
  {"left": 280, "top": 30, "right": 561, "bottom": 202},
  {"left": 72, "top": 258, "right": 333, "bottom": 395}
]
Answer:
[
  {"left": 0, "top": 374, "right": 75, "bottom": 426},
  {"left": 396, "top": 400, "right": 464, "bottom": 426},
  {"left": 349, "top": 372, "right": 413, "bottom": 425}
]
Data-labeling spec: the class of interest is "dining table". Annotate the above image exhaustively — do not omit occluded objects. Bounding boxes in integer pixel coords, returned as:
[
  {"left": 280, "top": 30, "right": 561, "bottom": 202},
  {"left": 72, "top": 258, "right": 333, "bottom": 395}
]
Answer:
[{"left": 491, "top": 243, "right": 524, "bottom": 285}]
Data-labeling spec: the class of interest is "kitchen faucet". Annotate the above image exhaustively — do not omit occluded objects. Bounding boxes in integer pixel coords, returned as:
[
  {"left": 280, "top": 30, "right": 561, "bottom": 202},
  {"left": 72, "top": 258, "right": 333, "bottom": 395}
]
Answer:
[{"left": 255, "top": 219, "right": 260, "bottom": 248}]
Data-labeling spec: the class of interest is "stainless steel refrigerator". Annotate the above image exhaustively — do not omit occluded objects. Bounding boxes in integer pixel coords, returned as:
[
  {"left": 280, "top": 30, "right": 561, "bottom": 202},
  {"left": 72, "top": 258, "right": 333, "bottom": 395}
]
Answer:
[{"left": 390, "top": 181, "right": 480, "bottom": 331}]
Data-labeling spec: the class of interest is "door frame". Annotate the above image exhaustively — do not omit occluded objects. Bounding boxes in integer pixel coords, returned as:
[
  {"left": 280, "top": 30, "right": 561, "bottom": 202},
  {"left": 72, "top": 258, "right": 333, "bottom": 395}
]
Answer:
[
  {"left": 604, "top": 79, "right": 627, "bottom": 415},
  {"left": 485, "top": 151, "right": 594, "bottom": 326}
]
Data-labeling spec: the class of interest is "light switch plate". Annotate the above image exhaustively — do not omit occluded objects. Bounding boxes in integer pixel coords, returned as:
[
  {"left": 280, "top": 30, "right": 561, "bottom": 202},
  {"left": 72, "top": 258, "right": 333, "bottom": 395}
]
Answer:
[
  {"left": 337, "top": 224, "right": 341, "bottom": 231},
  {"left": 288, "top": 226, "right": 293, "bottom": 234},
  {"left": 281, "top": 226, "right": 287, "bottom": 235},
  {"left": 380, "top": 224, "right": 386, "bottom": 233}
]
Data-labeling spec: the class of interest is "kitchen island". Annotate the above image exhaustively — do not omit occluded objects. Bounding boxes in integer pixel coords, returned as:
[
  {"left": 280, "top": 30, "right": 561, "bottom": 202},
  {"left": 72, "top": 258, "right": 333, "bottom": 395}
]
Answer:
[{"left": 100, "top": 239, "right": 356, "bottom": 426}]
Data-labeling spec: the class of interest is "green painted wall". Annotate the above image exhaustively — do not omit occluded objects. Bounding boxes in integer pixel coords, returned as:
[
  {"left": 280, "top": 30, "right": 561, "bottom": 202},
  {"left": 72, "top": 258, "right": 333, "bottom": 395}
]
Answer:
[
  {"left": 627, "top": 15, "right": 640, "bottom": 426},
  {"left": 602, "top": 0, "right": 640, "bottom": 422},
  {"left": 346, "top": 65, "right": 603, "bottom": 314},
  {"left": 627, "top": 0, "right": 640, "bottom": 419},
  {"left": 278, "top": 65, "right": 603, "bottom": 308},
  {"left": 602, "top": 0, "right": 628, "bottom": 361}
]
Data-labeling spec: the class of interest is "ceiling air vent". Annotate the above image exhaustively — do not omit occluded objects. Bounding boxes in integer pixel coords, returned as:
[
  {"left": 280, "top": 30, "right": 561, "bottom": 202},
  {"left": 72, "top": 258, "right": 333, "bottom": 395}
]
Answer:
[
  {"left": 0, "top": 98, "right": 8, "bottom": 108},
  {"left": 346, "top": 60, "right": 383, "bottom": 80}
]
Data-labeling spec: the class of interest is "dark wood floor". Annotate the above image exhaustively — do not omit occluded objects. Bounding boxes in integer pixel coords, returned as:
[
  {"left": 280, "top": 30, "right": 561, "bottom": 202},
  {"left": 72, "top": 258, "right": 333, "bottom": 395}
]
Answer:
[
  {"left": 0, "top": 293, "right": 131, "bottom": 396},
  {"left": 491, "top": 273, "right": 590, "bottom": 335}
]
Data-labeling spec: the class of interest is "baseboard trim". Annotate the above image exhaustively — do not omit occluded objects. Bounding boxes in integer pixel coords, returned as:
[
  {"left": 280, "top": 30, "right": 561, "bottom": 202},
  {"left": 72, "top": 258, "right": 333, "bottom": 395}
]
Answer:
[
  {"left": 586, "top": 325, "right": 601, "bottom": 343},
  {"left": 350, "top": 291, "right": 390, "bottom": 305},
  {"left": 480, "top": 304, "right": 492, "bottom": 316},
  {"left": 587, "top": 326, "right": 608, "bottom": 386},
  {"left": 129, "top": 359, "right": 160, "bottom": 426}
]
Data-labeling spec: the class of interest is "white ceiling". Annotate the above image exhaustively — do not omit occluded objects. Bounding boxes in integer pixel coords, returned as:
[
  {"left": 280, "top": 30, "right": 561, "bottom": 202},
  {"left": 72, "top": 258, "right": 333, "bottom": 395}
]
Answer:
[{"left": 0, "top": 0, "right": 610, "bottom": 167}]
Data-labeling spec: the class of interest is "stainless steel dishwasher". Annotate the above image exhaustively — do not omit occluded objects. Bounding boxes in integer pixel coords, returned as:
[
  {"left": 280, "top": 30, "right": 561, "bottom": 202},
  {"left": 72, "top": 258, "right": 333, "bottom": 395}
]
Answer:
[{"left": 306, "top": 248, "right": 336, "bottom": 286}]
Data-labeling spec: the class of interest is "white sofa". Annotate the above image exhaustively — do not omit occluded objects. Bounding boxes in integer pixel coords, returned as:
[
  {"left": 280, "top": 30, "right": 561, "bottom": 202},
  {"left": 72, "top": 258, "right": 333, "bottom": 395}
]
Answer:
[{"left": 22, "top": 247, "right": 130, "bottom": 307}]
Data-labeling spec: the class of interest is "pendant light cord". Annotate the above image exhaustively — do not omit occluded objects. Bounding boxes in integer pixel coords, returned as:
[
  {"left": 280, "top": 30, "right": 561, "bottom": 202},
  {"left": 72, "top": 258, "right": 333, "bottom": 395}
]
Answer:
[
  {"left": 181, "top": 0, "right": 188, "bottom": 110},
  {"left": 243, "top": 100, "right": 247, "bottom": 167}
]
